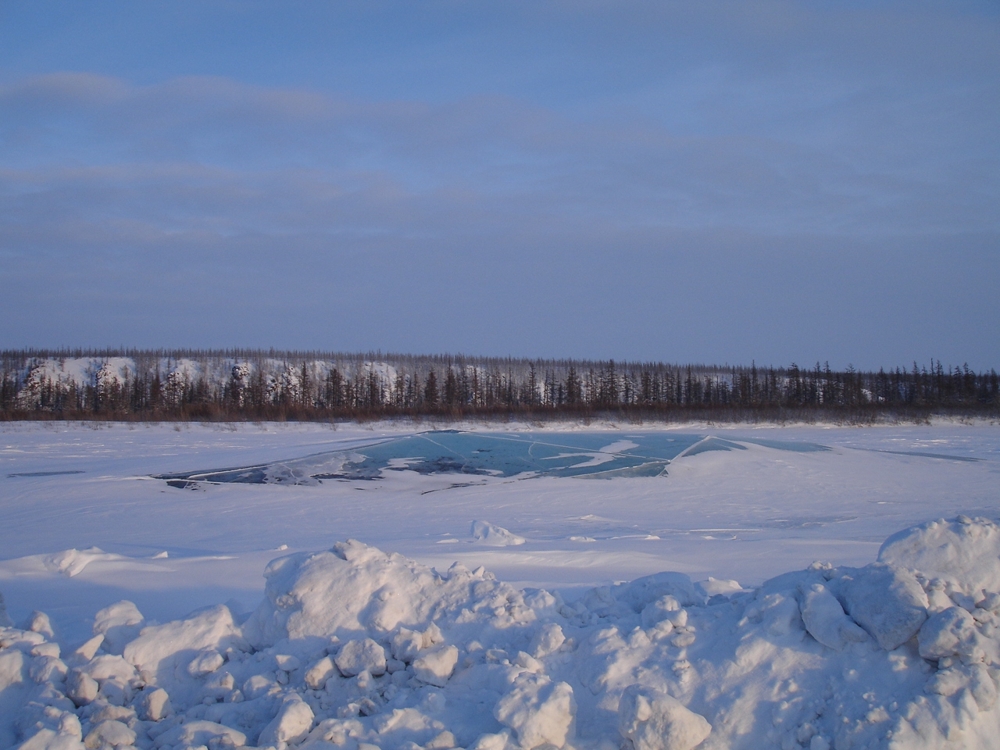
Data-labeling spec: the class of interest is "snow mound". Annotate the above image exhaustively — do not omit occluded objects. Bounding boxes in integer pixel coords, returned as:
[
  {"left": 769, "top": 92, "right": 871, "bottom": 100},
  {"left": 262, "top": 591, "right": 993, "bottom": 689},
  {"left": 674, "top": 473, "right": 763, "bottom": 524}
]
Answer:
[
  {"left": 242, "top": 539, "right": 536, "bottom": 647},
  {"left": 880, "top": 515, "right": 1000, "bottom": 598},
  {"left": 471, "top": 521, "right": 526, "bottom": 546},
  {"left": 5, "top": 517, "right": 1000, "bottom": 750},
  {"left": 43, "top": 548, "right": 124, "bottom": 578}
]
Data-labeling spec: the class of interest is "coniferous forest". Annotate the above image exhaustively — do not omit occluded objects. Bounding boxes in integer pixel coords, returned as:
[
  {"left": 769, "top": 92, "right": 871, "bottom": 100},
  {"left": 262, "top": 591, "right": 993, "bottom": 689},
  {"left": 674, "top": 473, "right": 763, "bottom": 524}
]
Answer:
[{"left": 1, "top": 349, "right": 997, "bottom": 423}]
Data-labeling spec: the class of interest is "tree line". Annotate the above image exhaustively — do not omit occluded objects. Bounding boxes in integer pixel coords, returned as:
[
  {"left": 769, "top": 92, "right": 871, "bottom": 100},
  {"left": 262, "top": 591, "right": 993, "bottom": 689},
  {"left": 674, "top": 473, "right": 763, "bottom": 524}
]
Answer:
[{"left": 1, "top": 349, "right": 997, "bottom": 422}]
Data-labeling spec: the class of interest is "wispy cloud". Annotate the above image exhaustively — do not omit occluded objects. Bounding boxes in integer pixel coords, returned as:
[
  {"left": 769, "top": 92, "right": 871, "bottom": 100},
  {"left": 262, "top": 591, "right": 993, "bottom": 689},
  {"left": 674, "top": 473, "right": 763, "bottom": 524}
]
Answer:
[{"left": 0, "top": 1, "right": 997, "bottom": 365}]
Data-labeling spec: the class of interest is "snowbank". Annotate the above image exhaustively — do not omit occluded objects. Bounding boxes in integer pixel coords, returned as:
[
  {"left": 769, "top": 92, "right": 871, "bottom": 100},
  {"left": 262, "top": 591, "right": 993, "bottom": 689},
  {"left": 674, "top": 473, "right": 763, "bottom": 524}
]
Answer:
[
  {"left": 5, "top": 517, "right": 1000, "bottom": 749},
  {"left": 470, "top": 522, "right": 526, "bottom": 547}
]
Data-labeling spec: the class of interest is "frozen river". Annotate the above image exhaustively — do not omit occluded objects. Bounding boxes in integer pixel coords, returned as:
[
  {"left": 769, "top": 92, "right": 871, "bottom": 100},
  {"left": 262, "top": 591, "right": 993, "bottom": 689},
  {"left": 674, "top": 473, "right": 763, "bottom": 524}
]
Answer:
[
  {"left": 1, "top": 420, "right": 996, "bottom": 637},
  {"left": 2, "top": 420, "right": 999, "bottom": 750}
]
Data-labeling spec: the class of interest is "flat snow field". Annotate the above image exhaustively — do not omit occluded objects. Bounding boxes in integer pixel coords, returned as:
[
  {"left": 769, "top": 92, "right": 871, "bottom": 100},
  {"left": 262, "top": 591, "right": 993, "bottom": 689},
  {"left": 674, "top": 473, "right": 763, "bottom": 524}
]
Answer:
[
  {"left": 2, "top": 420, "right": 997, "bottom": 635},
  {"left": 1, "top": 420, "right": 999, "bottom": 750}
]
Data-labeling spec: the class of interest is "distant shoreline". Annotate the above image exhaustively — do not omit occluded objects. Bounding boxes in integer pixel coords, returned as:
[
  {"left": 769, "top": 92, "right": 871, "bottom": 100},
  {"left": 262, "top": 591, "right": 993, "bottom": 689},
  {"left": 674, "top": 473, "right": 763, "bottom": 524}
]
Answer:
[{"left": 3, "top": 350, "right": 997, "bottom": 422}]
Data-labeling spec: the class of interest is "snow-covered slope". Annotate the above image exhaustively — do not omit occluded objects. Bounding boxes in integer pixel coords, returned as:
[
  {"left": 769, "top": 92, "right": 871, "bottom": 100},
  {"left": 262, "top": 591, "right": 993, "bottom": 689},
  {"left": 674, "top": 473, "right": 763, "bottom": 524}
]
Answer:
[{"left": 5, "top": 518, "right": 1000, "bottom": 750}]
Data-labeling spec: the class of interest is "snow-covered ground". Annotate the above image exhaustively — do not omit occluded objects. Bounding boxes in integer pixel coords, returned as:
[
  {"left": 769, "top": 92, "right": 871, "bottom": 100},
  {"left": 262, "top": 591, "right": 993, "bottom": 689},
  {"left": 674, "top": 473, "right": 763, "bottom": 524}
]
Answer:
[{"left": 1, "top": 420, "right": 999, "bottom": 749}]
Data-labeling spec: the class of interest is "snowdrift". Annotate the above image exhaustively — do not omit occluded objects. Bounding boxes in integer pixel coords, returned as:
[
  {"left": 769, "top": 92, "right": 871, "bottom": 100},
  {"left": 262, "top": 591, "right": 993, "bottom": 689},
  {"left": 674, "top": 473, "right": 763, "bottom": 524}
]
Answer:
[{"left": 4, "top": 517, "right": 1000, "bottom": 750}]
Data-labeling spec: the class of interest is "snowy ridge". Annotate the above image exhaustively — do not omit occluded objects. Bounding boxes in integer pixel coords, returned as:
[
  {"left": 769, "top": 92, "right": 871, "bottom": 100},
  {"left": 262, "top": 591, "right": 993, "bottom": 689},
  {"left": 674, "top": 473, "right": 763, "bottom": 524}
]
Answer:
[{"left": 4, "top": 517, "right": 1000, "bottom": 750}]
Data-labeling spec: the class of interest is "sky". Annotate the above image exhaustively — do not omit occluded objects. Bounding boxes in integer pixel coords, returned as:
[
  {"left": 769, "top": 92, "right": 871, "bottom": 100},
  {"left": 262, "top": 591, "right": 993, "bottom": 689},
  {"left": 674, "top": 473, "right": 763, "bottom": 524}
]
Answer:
[{"left": 1, "top": 1, "right": 998, "bottom": 371}]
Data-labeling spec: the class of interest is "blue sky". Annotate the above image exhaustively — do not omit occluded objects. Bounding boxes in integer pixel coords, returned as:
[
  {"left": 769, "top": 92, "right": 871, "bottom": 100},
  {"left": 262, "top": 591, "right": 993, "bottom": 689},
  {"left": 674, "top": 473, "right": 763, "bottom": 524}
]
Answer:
[{"left": 1, "top": 1, "right": 998, "bottom": 370}]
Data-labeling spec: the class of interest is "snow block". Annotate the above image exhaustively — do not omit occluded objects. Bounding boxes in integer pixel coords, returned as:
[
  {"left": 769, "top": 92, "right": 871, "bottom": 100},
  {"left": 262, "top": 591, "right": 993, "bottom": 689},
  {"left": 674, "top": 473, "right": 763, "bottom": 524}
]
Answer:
[
  {"left": 0, "top": 649, "right": 27, "bottom": 692},
  {"left": 258, "top": 694, "right": 315, "bottom": 748},
  {"left": 335, "top": 638, "right": 386, "bottom": 677},
  {"left": 152, "top": 719, "right": 247, "bottom": 749},
  {"left": 641, "top": 596, "right": 687, "bottom": 630},
  {"left": 471, "top": 520, "right": 526, "bottom": 546},
  {"left": 617, "top": 685, "right": 712, "bottom": 750},
  {"left": 138, "top": 687, "right": 171, "bottom": 722},
  {"left": 918, "top": 606, "right": 987, "bottom": 663},
  {"left": 614, "top": 572, "right": 703, "bottom": 612},
  {"left": 304, "top": 655, "right": 337, "bottom": 689},
  {"left": 412, "top": 644, "right": 458, "bottom": 687},
  {"left": 529, "top": 623, "right": 566, "bottom": 658},
  {"left": 16, "top": 727, "right": 86, "bottom": 750},
  {"left": 925, "top": 663, "right": 998, "bottom": 710},
  {"left": 29, "top": 654, "right": 68, "bottom": 684},
  {"left": 494, "top": 673, "right": 575, "bottom": 749},
  {"left": 186, "top": 649, "right": 225, "bottom": 676},
  {"left": 123, "top": 604, "right": 246, "bottom": 702},
  {"left": 392, "top": 623, "right": 444, "bottom": 662},
  {"left": 92, "top": 601, "right": 144, "bottom": 656},
  {"left": 65, "top": 670, "right": 98, "bottom": 707},
  {"left": 83, "top": 720, "right": 135, "bottom": 750},
  {"left": 798, "top": 583, "right": 868, "bottom": 651},
  {"left": 25, "top": 612, "right": 55, "bottom": 640},
  {"left": 72, "top": 636, "right": 103, "bottom": 663},
  {"left": 78, "top": 654, "right": 137, "bottom": 685},
  {"left": 839, "top": 563, "right": 928, "bottom": 651},
  {"left": 879, "top": 516, "right": 1000, "bottom": 597}
]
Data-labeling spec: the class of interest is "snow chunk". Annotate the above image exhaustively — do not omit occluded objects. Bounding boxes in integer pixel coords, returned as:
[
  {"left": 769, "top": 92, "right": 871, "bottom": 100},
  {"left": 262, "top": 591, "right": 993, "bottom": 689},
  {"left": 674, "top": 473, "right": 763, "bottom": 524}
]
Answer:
[
  {"left": 29, "top": 653, "right": 68, "bottom": 684},
  {"left": 839, "top": 563, "right": 928, "bottom": 650},
  {"left": 798, "top": 583, "right": 868, "bottom": 651},
  {"left": 72, "top": 636, "right": 103, "bottom": 663},
  {"left": 275, "top": 653, "right": 301, "bottom": 672},
  {"left": 138, "top": 687, "right": 171, "bottom": 721},
  {"left": 494, "top": 673, "right": 575, "bottom": 749},
  {"left": 391, "top": 623, "right": 444, "bottom": 662},
  {"left": 304, "top": 655, "right": 336, "bottom": 689},
  {"left": 0, "top": 649, "right": 27, "bottom": 697},
  {"left": 16, "top": 727, "right": 86, "bottom": 750},
  {"left": 618, "top": 685, "right": 712, "bottom": 750},
  {"left": 880, "top": 516, "right": 1000, "bottom": 597},
  {"left": 335, "top": 638, "right": 387, "bottom": 677},
  {"left": 25, "top": 611, "right": 55, "bottom": 640},
  {"left": 925, "top": 663, "right": 997, "bottom": 710},
  {"left": 917, "top": 606, "right": 994, "bottom": 663},
  {"left": 78, "top": 654, "right": 137, "bottom": 685},
  {"left": 83, "top": 720, "right": 135, "bottom": 750},
  {"left": 412, "top": 645, "right": 459, "bottom": 687},
  {"left": 186, "top": 649, "right": 224, "bottom": 676},
  {"left": 696, "top": 577, "right": 744, "bottom": 598},
  {"left": 471, "top": 521, "right": 526, "bottom": 546},
  {"left": 614, "top": 572, "right": 703, "bottom": 612},
  {"left": 152, "top": 719, "right": 247, "bottom": 749},
  {"left": 123, "top": 604, "right": 245, "bottom": 699},
  {"left": 92, "top": 601, "right": 144, "bottom": 656},
  {"left": 641, "top": 596, "right": 687, "bottom": 630},
  {"left": 529, "top": 623, "right": 566, "bottom": 658},
  {"left": 65, "top": 670, "right": 98, "bottom": 707},
  {"left": 258, "top": 694, "right": 315, "bottom": 748}
]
